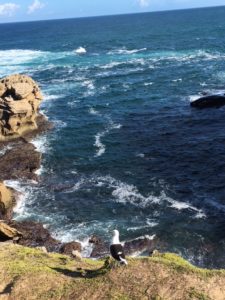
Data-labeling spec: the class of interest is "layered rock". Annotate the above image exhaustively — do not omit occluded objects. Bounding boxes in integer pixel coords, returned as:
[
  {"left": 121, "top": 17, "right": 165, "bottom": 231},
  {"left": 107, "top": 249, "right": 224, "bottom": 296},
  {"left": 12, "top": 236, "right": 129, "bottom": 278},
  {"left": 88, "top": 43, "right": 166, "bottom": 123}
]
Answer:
[
  {"left": 0, "top": 74, "right": 43, "bottom": 140},
  {"left": 0, "top": 183, "right": 15, "bottom": 220},
  {"left": 0, "top": 222, "right": 22, "bottom": 241}
]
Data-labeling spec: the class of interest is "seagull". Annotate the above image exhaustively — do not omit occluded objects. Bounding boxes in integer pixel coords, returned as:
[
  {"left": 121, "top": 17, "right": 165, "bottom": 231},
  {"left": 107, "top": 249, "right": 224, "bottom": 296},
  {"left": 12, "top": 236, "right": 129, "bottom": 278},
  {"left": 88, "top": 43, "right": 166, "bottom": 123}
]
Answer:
[{"left": 110, "top": 229, "right": 128, "bottom": 265}]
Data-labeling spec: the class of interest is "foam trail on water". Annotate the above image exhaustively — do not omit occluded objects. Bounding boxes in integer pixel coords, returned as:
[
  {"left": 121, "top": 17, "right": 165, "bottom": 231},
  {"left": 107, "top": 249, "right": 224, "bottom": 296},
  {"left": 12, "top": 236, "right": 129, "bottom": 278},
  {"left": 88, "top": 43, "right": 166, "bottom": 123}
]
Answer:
[
  {"left": 95, "top": 132, "right": 106, "bottom": 157},
  {"left": 94, "top": 121, "right": 122, "bottom": 157},
  {"left": 107, "top": 47, "right": 147, "bottom": 55}
]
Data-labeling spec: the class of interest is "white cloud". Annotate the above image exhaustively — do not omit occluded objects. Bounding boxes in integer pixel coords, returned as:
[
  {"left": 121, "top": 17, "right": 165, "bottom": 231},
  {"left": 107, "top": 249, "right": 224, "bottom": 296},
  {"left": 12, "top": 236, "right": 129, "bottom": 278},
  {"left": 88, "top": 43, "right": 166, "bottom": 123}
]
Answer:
[
  {"left": 0, "top": 3, "right": 20, "bottom": 16},
  {"left": 28, "top": 0, "right": 45, "bottom": 14},
  {"left": 138, "top": 0, "right": 150, "bottom": 7}
]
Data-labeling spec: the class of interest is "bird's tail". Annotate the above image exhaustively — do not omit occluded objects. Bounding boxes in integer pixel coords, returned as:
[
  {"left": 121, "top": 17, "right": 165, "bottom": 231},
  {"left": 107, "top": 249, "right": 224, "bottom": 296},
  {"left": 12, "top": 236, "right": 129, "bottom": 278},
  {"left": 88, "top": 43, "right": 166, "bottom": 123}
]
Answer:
[{"left": 119, "top": 256, "right": 128, "bottom": 265}]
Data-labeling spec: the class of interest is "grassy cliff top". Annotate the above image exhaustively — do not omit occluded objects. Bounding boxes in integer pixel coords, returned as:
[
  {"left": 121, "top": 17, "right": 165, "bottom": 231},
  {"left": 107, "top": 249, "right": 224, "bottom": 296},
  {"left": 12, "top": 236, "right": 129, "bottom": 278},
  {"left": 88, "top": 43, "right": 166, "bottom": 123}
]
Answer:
[{"left": 0, "top": 243, "right": 224, "bottom": 300}]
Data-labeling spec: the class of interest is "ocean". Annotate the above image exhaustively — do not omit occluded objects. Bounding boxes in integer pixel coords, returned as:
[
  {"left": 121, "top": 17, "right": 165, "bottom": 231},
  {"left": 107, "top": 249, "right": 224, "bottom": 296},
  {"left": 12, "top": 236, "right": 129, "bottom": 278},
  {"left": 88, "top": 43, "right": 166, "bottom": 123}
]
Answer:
[{"left": 0, "top": 6, "right": 225, "bottom": 268}]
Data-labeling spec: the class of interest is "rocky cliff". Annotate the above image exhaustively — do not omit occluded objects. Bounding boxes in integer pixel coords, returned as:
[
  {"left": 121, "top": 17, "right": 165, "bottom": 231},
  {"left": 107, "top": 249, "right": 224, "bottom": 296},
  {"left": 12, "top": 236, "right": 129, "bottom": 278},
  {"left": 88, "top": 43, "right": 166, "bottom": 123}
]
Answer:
[{"left": 0, "top": 74, "right": 42, "bottom": 141}]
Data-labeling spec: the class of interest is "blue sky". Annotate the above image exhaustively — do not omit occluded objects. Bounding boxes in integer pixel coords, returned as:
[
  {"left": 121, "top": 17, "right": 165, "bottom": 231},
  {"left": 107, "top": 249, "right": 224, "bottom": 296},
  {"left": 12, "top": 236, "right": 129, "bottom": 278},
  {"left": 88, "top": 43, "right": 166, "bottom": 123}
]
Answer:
[{"left": 0, "top": 0, "right": 225, "bottom": 23}]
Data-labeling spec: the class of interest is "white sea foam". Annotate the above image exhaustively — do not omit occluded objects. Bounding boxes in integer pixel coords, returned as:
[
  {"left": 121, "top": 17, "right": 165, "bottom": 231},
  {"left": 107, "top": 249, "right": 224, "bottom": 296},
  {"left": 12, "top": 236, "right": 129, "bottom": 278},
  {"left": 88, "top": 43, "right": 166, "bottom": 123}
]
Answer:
[
  {"left": 94, "top": 117, "right": 122, "bottom": 157},
  {"left": 144, "top": 82, "right": 153, "bottom": 86},
  {"left": 89, "top": 107, "right": 100, "bottom": 115},
  {"left": 107, "top": 47, "right": 147, "bottom": 55},
  {"left": 136, "top": 153, "right": 145, "bottom": 158},
  {"left": 0, "top": 49, "right": 44, "bottom": 66},
  {"left": 43, "top": 94, "right": 65, "bottom": 101},
  {"left": 74, "top": 47, "right": 87, "bottom": 54},
  {"left": 95, "top": 132, "right": 106, "bottom": 157},
  {"left": 189, "top": 95, "right": 200, "bottom": 102},
  {"left": 164, "top": 193, "right": 204, "bottom": 215},
  {"left": 127, "top": 221, "right": 158, "bottom": 232},
  {"left": 3, "top": 180, "right": 35, "bottom": 216},
  {"left": 31, "top": 135, "right": 49, "bottom": 154},
  {"left": 172, "top": 78, "right": 182, "bottom": 82},
  {"left": 100, "top": 61, "right": 122, "bottom": 69},
  {"left": 0, "top": 144, "right": 12, "bottom": 156},
  {"left": 35, "top": 165, "right": 45, "bottom": 176},
  {"left": 194, "top": 211, "right": 206, "bottom": 219}
]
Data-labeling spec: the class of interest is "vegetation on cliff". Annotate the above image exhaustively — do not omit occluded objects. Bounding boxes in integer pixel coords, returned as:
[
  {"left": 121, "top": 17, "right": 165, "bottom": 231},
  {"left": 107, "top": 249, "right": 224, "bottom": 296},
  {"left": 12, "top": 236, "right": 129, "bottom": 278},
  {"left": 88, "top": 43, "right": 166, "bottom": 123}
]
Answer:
[{"left": 0, "top": 243, "right": 224, "bottom": 300}]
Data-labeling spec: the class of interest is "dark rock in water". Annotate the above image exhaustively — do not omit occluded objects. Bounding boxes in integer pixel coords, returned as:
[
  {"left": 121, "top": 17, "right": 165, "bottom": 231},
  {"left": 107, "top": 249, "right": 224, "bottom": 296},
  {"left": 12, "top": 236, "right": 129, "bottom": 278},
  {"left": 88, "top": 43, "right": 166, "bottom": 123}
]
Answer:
[
  {"left": 124, "top": 236, "right": 160, "bottom": 256},
  {"left": 0, "top": 140, "right": 41, "bottom": 181},
  {"left": 60, "top": 241, "right": 82, "bottom": 257},
  {"left": 89, "top": 235, "right": 109, "bottom": 258},
  {"left": 9, "top": 221, "right": 61, "bottom": 252},
  {"left": 190, "top": 95, "right": 225, "bottom": 108}
]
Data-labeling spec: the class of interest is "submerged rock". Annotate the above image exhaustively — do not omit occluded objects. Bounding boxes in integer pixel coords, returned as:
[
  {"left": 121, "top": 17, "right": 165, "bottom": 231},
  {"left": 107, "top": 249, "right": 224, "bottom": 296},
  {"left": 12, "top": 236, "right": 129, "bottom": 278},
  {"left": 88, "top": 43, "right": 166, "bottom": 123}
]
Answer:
[
  {"left": 0, "top": 74, "right": 43, "bottom": 141},
  {"left": 190, "top": 94, "right": 225, "bottom": 108}
]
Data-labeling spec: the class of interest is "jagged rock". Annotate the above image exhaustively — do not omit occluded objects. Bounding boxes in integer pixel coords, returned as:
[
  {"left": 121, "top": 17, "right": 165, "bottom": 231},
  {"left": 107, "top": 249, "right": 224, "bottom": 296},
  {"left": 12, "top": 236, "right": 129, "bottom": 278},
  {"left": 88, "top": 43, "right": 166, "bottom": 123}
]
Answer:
[
  {"left": 0, "top": 74, "right": 43, "bottom": 140},
  {"left": 9, "top": 221, "right": 61, "bottom": 252},
  {"left": 60, "top": 241, "right": 82, "bottom": 257},
  {"left": 89, "top": 235, "right": 109, "bottom": 258},
  {"left": 0, "top": 222, "right": 22, "bottom": 241},
  {"left": 190, "top": 94, "right": 225, "bottom": 108},
  {"left": 0, "top": 140, "right": 41, "bottom": 181},
  {"left": 124, "top": 236, "right": 159, "bottom": 256},
  {"left": 0, "top": 183, "right": 15, "bottom": 220}
]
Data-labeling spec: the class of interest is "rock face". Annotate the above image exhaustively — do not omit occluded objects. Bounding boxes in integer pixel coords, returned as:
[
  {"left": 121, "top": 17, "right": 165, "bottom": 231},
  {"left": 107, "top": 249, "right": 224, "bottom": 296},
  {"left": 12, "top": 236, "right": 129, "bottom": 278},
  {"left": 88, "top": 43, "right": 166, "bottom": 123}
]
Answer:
[
  {"left": 10, "top": 221, "right": 61, "bottom": 252},
  {"left": 0, "top": 183, "right": 15, "bottom": 220},
  {"left": 190, "top": 94, "right": 225, "bottom": 108},
  {"left": 0, "top": 140, "right": 41, "bottom": 181},
  {"left": 60, "top": 241, "right": 82, "bottom": 257},
  {"left": 0, "top": 222, "right": 22, "bottom": 241},
  {"left": 0, "top": 74, "right": 43, "bottom": 141}
]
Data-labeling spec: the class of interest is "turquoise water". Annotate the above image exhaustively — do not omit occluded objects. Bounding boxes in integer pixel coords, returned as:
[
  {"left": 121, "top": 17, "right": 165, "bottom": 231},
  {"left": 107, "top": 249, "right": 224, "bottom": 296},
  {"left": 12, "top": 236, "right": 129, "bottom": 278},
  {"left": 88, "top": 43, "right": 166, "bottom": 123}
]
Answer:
[{"left": 1, "top": 6, "right": 225, "bottom": 267}]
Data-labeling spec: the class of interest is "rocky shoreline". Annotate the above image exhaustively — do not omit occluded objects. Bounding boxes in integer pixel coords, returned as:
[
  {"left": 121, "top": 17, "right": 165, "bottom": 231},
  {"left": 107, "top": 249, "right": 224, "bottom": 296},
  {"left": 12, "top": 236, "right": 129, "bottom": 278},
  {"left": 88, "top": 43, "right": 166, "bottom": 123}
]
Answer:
[{"left": 0, "top": 74, "right": 159, "bottom": 259}]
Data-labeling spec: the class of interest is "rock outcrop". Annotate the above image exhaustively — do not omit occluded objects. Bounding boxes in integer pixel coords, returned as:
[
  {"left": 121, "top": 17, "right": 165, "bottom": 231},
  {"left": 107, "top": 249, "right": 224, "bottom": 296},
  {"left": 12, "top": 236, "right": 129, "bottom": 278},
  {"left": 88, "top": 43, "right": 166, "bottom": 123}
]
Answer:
[
  {"left": 0, "top": 140, "right": 41, "bottom": 181},
  {"left": 190, "top": 94, "right": 225, "bottom": 108},
  {"left": 0, "top": 222, "right": 22, "bottom": 241},
  {"left": 0, "top": 183, "right": 15, "bottom": 220},
  {"left": 0, "top": 74, "right": 43, "bottom": 141}
]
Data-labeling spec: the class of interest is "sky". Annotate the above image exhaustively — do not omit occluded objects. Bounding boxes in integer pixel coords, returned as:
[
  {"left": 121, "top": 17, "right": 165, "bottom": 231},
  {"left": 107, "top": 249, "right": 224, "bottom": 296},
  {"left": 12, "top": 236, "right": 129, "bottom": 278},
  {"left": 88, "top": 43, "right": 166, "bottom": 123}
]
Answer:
[{"left": 0, "top": 0, "right": 225, "bottom": 23}]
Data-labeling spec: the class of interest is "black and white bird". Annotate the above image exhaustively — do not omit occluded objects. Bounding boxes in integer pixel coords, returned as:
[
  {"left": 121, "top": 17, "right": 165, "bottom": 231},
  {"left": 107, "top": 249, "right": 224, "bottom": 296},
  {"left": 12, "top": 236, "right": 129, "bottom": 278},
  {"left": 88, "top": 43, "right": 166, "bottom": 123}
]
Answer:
[{"left": 110, "top": 229, "right": 128, "bottom": 265}]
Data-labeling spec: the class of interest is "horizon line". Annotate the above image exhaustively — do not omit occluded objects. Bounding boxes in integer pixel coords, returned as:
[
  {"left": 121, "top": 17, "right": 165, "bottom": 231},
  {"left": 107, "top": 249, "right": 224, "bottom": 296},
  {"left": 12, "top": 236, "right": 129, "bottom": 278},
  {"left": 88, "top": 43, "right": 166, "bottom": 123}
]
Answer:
[{"left": 0, "top": 4, "right": 224, "bottom": 25}]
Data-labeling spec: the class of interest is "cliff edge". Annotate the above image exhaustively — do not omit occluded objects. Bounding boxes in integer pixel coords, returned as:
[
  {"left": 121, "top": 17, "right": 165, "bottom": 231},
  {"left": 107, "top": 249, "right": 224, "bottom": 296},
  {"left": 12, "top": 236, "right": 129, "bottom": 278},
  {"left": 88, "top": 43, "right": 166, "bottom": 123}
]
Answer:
[{"left": 0, "top": 243, "right": 224, "bottom": 300}]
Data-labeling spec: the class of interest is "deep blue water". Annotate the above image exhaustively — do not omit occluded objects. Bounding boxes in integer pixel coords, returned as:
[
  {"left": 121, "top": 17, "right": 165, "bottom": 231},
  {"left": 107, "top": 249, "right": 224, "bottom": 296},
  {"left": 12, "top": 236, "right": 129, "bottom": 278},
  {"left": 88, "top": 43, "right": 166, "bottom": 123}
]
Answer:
[{"left": 1, "top": 6, "right": 225, "bottom": 268}]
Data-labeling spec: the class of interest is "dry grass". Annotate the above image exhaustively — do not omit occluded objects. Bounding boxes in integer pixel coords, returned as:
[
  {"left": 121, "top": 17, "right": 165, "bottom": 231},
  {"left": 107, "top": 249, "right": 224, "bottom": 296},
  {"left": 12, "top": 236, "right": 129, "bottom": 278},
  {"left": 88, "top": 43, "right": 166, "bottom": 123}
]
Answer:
[{"left": 0, "top": 243, "right": 224, "bottom": 300}]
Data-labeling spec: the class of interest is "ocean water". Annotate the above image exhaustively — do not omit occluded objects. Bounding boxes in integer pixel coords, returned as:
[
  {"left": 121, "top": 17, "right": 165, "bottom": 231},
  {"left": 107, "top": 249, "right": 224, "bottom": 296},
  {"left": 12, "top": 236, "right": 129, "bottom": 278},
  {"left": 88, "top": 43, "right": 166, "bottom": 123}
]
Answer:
[{"left": 1, "top": 6, "right": 225, "bottom": 268}]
